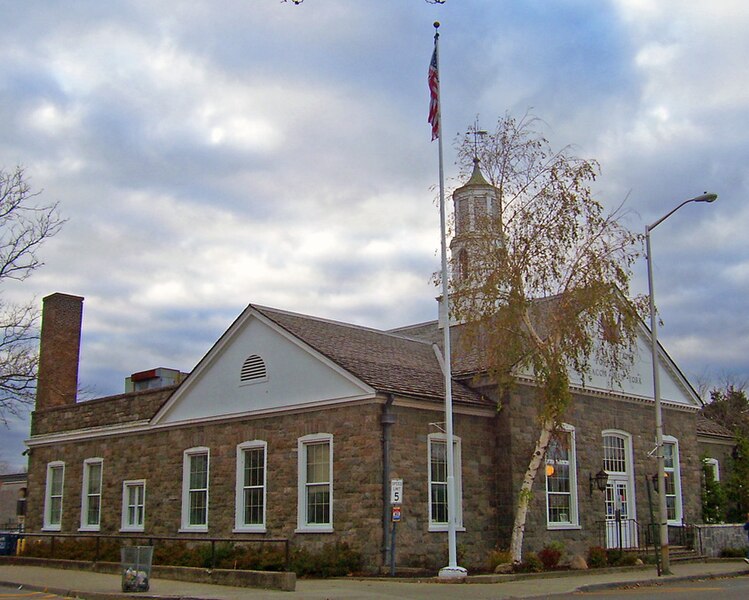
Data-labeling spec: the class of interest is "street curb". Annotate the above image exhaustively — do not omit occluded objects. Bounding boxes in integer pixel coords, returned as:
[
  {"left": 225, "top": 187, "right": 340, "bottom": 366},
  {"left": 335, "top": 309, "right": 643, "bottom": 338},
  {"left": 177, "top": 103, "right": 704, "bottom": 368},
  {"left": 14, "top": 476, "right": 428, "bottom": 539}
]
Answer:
[
  {"left": 0, "top": 581, "right": 199, "bottom": 600},
  {"left": 577, "top": 567, "right": 749, "bottom": 593}
]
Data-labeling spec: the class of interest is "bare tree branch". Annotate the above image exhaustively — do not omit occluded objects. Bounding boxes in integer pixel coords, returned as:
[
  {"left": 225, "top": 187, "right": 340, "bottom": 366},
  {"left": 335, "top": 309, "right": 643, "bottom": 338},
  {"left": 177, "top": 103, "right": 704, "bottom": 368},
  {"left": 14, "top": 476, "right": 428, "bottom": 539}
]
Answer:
[{"left": 0, "top": 166, "right": 64, "bottom": 425}]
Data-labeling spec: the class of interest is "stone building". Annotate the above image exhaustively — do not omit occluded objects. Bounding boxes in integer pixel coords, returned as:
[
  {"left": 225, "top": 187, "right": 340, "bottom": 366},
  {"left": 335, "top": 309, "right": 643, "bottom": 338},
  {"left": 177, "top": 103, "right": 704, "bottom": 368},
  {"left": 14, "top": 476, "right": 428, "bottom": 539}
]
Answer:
[
  {"left": 0, "top": 472, "right": 27, "bottom": 530},
  {"left": 24, "top": 166, "right": 711, "bottom": 571}
]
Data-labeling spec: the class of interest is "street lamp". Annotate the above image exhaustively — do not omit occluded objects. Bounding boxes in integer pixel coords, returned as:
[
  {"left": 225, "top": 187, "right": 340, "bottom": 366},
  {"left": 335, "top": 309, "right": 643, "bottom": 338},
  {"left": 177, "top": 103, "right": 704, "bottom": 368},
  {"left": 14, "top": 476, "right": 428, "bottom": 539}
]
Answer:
[{"left": 646, "top": 192, "right": 717, "bottom": 576}]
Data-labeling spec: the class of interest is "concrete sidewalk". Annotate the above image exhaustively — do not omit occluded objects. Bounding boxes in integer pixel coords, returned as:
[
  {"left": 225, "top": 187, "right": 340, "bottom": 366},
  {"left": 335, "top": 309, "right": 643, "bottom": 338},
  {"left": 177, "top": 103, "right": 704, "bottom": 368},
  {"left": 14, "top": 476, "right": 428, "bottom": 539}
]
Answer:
[{"left": 0, "top": 560, "right": 747, "bottom": 600}]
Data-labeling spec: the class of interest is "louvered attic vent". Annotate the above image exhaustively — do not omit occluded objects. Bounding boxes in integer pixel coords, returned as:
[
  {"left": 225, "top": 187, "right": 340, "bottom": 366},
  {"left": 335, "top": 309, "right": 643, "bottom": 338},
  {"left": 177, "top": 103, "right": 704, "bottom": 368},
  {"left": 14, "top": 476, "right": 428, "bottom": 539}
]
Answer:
[{"left": 241, "top": 354, "right": 267, "bottom": 383}]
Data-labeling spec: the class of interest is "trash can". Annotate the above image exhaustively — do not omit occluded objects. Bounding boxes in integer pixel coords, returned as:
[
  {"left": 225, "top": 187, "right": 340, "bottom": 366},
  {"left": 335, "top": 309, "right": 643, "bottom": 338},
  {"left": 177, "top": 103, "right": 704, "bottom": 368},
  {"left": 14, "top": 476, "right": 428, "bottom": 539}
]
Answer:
[
  {"left": 0, "top": 533, "right": 18, "bottom": 556},
  {"left": 121, "top": 546, "right": 153, "bottom": 592}
]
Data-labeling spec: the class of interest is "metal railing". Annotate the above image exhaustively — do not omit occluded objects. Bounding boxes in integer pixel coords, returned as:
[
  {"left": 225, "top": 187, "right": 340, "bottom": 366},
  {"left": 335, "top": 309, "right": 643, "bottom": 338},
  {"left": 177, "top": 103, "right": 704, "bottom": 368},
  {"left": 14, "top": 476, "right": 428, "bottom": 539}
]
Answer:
[
  {"left": 14, "top": 532, "right": 291, "bottom": 571},
  {"left": 594, "top": 518, "right": 643, "bottom": 550}
]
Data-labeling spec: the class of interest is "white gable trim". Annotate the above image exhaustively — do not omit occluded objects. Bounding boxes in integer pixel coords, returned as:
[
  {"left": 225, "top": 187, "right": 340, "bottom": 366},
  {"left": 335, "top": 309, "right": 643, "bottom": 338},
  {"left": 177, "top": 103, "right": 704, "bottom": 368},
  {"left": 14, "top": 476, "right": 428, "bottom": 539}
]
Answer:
[
  {"left": 151, "top": 305, "right": 375, "bottom": 425},
  {"left": 640, "top": 322, "right": 702, "bottom": 408}
]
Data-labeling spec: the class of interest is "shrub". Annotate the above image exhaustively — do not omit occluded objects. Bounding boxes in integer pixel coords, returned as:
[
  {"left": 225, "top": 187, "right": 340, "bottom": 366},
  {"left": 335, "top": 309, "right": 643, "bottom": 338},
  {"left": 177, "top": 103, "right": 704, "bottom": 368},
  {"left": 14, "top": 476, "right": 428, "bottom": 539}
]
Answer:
[
  {"left": 607, "top": 550, "right": 638, "bottom": 566},
  {"left": 587, "top": 546, "right": 607, "bottom": 568},
  {"left": 20, "top": 538, "right": 119, "bottom": 562},
  {"left": 486, "top": 548, "right": 512, "bottom": 571},
  {"left": 720, "top": 547, "right": 746, "bottom": 558},
  {"left": 290, "top": 542, "right": 363, "bottom": 578},
  {"left": 538, "top": 542, "right": 564, "bottom": 569},
  {"left": 514, "top": 552, "right": 543, "bottom": 573}
]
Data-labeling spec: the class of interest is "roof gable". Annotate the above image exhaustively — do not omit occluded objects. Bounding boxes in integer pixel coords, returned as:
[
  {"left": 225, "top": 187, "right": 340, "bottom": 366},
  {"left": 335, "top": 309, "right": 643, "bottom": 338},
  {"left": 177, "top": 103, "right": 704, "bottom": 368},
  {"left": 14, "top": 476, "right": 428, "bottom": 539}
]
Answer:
[
  {"left": 153, "top": 307, "right": 376, "bottom": 425},
  {"left": 256, "top": 306, "right": 487, "bottom": 407},
  {"left": 394, "top": 317, "right": 701, "bottom": 408}
]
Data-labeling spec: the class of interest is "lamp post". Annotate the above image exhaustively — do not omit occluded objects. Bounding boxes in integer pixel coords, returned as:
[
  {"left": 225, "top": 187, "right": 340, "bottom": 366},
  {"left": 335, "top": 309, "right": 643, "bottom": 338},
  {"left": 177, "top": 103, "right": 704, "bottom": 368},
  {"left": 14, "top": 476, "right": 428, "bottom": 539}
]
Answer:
[{"left": 646, "top": 192, "right": 717, "bottom": 575}]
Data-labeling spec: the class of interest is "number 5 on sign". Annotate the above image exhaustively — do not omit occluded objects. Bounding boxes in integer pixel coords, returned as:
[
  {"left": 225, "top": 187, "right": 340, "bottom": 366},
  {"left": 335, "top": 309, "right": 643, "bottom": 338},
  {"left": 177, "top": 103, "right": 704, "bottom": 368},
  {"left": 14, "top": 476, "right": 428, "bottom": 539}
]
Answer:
[{"left": 391, "top": 479, "right": 403, "bottom": 504}]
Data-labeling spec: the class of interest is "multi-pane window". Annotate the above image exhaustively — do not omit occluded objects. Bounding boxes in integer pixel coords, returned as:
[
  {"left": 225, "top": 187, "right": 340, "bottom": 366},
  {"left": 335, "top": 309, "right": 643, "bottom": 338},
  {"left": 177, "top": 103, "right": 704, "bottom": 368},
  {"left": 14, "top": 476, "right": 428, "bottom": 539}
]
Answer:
[
  {"left": 545, "top": 427, "right": 579, "bottom": 527},
  {"left": 428, "top": 434, "right": 462, "bottom": 531},
  {"left": 297, "top": 434, "right": 333, "bottom": 532},
  {"left": 121, "top": 480, "right": 145, "bottom": 531},
  {"left": 44, "top": 462, "right": 65, "bottom": 530},
  {"left": 430, "top": 439, "right": 448, "bottom": 524},
  {"left": 235, "top": 441, "right": 266, "bottom": 532},
  {"left": 181, "top": 447, "right": 209, "bottom": 530},
  {"left": 80, "top": 458, "right": 103, "bottom": 530},
  {"left": 603, "top": 435, "right": 627, "bottom": 473},
  {"left": 663, "top": 439, "right": 683, "bottom": 523}
]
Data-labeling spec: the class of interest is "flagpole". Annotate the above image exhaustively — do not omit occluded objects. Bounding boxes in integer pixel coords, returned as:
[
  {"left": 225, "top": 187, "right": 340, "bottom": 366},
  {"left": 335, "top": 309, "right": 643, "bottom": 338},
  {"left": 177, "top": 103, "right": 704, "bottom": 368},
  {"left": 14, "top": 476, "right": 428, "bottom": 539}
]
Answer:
[{"left": 431, "top": 21, "right": 466, "bottom": 580}]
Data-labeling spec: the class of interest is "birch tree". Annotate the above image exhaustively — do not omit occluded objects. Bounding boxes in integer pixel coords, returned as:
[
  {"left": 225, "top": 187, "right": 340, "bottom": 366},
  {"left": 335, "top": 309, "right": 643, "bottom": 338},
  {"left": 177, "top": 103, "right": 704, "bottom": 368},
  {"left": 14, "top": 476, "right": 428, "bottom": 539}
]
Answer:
[{"left": 447, "top": 114, "right": 645, "bottom": 563}]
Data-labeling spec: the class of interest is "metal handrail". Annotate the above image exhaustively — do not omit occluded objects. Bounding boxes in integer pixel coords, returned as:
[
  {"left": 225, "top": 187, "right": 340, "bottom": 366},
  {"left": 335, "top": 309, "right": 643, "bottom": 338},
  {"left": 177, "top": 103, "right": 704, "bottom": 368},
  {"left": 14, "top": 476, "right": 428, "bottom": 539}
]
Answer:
[{"left": 16, "top": 532, "right": 291, "bottom": 571}]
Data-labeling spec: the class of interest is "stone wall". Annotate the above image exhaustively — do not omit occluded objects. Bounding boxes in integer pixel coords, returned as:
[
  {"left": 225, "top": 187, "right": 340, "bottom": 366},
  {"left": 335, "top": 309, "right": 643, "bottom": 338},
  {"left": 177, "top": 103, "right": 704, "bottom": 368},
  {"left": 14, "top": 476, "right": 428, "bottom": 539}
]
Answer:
[
  {"left": 26, "top": 399, "right": 497, "bottom": 572},
  {"left": 694, "top": 524, "right": 748, "bottom": 557},
  {"left": 31, "top": 387, "right": 174, "bottom": 435},
  {"left": 501, "top": 384, "right": 702, "bottom": 558},
  {"left": 386, "top": 404, "right": 497, "bottom": 571}
]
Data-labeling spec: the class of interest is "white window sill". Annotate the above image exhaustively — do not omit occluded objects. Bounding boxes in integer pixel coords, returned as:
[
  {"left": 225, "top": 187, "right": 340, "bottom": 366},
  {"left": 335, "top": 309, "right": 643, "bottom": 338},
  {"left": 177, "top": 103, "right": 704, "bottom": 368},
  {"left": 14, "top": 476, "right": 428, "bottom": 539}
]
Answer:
[
  {"left": 233, "top": 527, "right": 267, "bottom": 534},
  {"left": 178, "top": 527, "right": 208, "bottom": 533},
  {"left": 120, "top": 527, "right": 145, "bottom": 533},
  {"left": 547, "top": 524, "right": 581, "bottom": 530},
  {"left": 428, "top": 525, "right": 466, "bottom": 533},
  {"left": 78, "top": 526, "right": 100, "bottom": 532},
  {"left": 42, "top": 525, "right": 61, "bottom": 532},
  {"left": 295, "top": 526, "right": 334, "bottom": 534}
]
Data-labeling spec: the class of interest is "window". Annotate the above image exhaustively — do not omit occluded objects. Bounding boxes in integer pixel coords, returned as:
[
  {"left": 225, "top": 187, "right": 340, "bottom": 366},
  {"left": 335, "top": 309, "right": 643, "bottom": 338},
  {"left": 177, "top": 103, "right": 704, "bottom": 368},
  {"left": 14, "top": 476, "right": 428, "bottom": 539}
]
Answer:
[
  {"left": 80, "top": 458, "right": 103, "bottom": 530},
  {"left": 43, "top": 461, "right": 65, "bottom": 531},
  {"left": 603, "top": 435, "right": 627, "bottom": 473},
  {"left": 663, "top": 437, "right": 683, "bottom": 524},
  {"left": 235, "top": 441, "right": 267, "bottom": 532},
  {"left": 703, "top": 457, "right": 720, "bottom": 482},
  {"left": 296, "top": 433, "right": 333, "bottom": 532},
  {"left": 545, "top": 426, "right": 579, "bottom": 528},
  {"left": 121, "top": 480, "right": 146, "bottom": 532},
  {"left": 428, "top": 433, "right": 463, "bottom": 531},
  {"left": 181, "top": 447, "right": 209, "bottom": 531}
]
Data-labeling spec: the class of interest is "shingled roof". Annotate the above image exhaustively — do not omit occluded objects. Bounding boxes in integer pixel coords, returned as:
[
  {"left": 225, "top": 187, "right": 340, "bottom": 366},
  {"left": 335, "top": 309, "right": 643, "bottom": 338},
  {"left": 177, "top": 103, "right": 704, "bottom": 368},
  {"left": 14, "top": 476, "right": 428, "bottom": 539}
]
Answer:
[
  {"left": 254, "top": 305, "right": 489, "bottom": 408},
  {"left": 696, "top": 414, "right": 735, "bottom": 439}
]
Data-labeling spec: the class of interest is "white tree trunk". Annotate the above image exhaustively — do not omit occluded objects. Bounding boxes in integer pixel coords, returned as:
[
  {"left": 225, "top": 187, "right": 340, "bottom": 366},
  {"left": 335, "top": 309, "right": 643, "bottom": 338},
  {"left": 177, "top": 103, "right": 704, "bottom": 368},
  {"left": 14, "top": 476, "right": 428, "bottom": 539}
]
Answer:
[{"left": 509, "top": 418, "right": 555, "bottom": 564}]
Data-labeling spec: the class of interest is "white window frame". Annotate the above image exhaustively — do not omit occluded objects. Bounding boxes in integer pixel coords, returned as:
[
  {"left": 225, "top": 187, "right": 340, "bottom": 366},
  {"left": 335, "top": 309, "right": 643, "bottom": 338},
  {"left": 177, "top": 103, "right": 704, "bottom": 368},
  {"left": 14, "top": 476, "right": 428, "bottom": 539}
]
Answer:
[
  {"left": 601, "top": 429, "right": 638, "bottom": 524},
  {"left": 545, "top": 424, "right": 580, "bottom": 530},
  {"left": 428, "top": 433, "right": 464, "bottom": 532},
  {"left": 121, "top": 479, "right": 146, "bottom": 532},
  {"left": 296, "top": 433, "right": 333, "bottom": 533},
  {"left": 663, "top": 435, "right": 683, "bottom": 525},
  {"left": 180, "top": 447, "right": 210, "bottom": 532},
  {"left": 80, "top": 458, "right": 103, "bottom": 531},
  {"left": 703, "top": 457, "right": 720, "bottom": 482},
  {"left": 234, "top": 440, "right": 267, "bottom": 533},
  {"left": 43, "top": 461, "right": 65, "bottom": 531}
]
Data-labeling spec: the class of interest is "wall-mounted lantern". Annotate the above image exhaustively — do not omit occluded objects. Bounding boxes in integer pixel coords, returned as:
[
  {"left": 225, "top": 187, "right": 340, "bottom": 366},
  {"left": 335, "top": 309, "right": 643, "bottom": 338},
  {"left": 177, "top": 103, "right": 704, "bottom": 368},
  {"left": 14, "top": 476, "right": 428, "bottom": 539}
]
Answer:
[{"left": 589, "top": 470, "right": 608, "bottom": 496}]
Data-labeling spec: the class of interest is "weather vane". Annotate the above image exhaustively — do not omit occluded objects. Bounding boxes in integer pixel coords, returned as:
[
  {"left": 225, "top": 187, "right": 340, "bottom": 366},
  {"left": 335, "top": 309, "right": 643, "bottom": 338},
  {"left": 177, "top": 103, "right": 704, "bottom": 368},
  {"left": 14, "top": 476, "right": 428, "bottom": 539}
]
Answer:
[{"left": 468, "top": 118, "right": 487, "bottom": 160}]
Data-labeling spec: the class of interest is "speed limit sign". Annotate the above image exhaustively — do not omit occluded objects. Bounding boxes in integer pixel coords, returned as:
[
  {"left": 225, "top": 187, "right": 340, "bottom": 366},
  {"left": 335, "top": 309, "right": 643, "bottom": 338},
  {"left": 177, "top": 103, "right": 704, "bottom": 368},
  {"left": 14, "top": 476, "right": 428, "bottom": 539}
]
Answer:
[{"left": 391, "top": 479, "right": 403, "bottom": 504}]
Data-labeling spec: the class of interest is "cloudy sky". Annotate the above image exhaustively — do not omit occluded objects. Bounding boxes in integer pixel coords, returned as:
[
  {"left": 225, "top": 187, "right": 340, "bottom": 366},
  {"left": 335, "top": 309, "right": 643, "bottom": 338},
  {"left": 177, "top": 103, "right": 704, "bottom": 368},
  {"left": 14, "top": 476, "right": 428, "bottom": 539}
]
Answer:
[{"left": 1, "top": 0, "right": 747, "bottom": 471}]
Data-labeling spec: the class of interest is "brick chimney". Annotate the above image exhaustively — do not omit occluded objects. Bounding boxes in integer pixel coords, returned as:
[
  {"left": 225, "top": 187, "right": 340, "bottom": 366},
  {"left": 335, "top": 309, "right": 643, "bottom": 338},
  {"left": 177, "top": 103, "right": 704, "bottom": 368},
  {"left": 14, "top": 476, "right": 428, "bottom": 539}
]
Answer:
[{"left": 36, "top": 293, "right": 84, "bottom": 410}]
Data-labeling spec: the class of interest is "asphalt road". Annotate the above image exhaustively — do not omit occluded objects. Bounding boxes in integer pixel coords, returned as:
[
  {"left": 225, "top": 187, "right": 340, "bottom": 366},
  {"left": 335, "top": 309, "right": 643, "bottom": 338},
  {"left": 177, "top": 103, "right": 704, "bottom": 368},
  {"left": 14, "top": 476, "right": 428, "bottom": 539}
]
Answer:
[
  {"left": 0, "top": 586, "right": 70, "bottom": 600},
  {"left": 556, "top": 574, "right": 749, "bottom": 599}
]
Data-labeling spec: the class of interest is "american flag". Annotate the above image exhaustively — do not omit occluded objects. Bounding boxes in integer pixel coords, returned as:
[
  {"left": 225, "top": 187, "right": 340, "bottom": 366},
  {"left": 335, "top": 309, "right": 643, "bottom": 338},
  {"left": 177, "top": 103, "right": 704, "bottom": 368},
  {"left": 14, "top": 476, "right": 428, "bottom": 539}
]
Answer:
[{"left": 428, "top": 43, "right": 439, "bottom": 141}]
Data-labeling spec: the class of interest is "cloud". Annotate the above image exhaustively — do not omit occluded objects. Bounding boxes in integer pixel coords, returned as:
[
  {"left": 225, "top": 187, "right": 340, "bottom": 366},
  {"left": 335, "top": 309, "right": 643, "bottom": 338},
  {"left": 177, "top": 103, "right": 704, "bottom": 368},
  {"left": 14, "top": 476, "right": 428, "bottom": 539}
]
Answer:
[{"left": 0, "top": 0, "right": 747, "bottom": 465}]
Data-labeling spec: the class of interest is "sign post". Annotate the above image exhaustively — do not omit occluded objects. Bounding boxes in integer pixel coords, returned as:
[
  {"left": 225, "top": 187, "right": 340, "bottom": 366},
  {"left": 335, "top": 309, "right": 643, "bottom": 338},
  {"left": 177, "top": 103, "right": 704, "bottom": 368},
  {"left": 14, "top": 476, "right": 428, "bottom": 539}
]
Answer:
[{"left": 390, "top": 479, "right": 403, "bottom": 576}]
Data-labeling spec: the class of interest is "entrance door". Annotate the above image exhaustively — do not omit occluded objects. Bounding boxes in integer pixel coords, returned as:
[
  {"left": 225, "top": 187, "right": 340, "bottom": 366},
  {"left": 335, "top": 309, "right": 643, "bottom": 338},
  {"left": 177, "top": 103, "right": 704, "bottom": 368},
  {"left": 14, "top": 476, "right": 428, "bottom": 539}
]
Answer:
[
  {"left": 605, "top": 480, "right": 636, "bottom": 548},
  {"left": 602, "top": 431, "right": 638, "bottom": 550}
]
